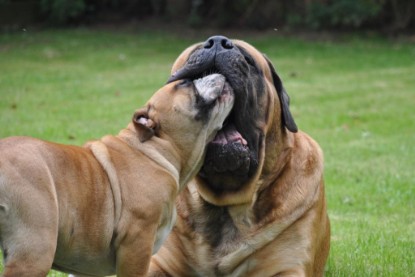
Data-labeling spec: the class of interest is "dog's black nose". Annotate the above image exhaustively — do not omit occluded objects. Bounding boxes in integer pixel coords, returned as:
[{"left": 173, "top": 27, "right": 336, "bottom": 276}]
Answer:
[{"left": 203, "top": 35, "right": 234, "bottom": 50}]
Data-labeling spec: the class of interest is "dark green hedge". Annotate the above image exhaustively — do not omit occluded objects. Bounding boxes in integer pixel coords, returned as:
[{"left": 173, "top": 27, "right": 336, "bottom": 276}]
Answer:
[{"left": 2, "top": 0, "right": 414, "bottom": 31}]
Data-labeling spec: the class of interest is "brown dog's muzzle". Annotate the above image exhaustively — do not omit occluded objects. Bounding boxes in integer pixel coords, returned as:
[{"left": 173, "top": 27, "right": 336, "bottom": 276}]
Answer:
[{"left": 168, "top": 36, "right": 268, "bottom": 192}]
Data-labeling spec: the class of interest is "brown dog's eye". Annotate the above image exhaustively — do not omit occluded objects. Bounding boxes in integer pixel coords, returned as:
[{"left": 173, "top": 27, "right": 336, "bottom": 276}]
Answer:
[
  {"left": 244, "top": 55, "right": 256, "bottom": 67},
  {"left": 178, "top": 79, "right": 193, "bottom": 87}
]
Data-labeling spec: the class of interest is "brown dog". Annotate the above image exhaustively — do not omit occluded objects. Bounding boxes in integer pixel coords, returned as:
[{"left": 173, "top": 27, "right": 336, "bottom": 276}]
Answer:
[
  {"left": 0, "top": 74, "right": 234, "bottom": 277},
  {"left": 149, "top": 36, "right": 330, "bottom": 276}
]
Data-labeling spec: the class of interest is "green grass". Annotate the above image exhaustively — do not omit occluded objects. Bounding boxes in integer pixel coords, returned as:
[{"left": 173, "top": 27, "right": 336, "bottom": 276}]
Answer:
[{"left": 0, "top": 28, "right": 414, "bottom": 276}]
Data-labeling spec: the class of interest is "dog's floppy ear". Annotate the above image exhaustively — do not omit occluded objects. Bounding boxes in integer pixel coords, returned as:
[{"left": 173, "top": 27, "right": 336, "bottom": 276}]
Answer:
[
  {"left": 264, "top": 56, "right": 298, "bottom": 133},
  {"left": 133, "top": 109, "right": 158, "bottom": 142}
]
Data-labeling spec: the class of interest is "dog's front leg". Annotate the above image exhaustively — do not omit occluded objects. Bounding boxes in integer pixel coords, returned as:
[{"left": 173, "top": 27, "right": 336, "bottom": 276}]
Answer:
[
  {"left": 115, "top": 225, "right": 157, "bottom": 277},
  {"left": 116, "top": 243, "right": 153, "bottom": 276}
]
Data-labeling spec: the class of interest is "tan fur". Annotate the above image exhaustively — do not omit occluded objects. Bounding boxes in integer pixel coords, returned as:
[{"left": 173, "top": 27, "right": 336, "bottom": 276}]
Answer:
[
  {"left": 149, "top": 40, "right": 330, "bottom": 277},
  {"left": 0, "top": 78, "right": 233, "bottom": 277}
]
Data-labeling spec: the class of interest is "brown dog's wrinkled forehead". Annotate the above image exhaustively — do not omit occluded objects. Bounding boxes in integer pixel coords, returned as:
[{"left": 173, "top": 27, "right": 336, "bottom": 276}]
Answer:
[{"left": 232, "top": 40, "right": 273, "bottom": 77}]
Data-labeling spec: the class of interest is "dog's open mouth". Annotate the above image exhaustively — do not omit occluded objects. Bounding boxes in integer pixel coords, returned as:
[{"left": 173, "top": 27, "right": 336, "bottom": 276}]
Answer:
[
  {"left": 168, "top": 41, "right": 261, "bottom": 193},
  {"left": 211, "top": 123, "right": 247, "bottom": 146}
]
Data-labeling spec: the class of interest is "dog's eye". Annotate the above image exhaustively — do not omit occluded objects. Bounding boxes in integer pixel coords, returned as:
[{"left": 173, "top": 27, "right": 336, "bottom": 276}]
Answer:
[
  {"left": 178, "top": 79, "right": 193, "bottom": 87},
  {"left": 244, "top": 55, "right": 256, "bottom": 67}
]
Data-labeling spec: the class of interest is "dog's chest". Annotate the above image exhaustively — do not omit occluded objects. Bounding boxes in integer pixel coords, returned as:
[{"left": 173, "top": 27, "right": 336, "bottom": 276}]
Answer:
[
  {"left": 194, "top": 201, "right": 254, "bottom": 254},
  {"left": 182, "top": 201, "right": 259, "bottom": 276}
]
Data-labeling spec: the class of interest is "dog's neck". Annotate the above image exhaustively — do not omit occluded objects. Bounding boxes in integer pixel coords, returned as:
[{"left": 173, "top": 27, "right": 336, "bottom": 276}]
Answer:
[
  {"left": 118, "top": 123, "right": 207, "bottom": 192},
  {"left": 261, "top": 120, "right": 294, "bottom": 182},
  {"left": 164, "top": 126, "right": 212, "bottom": 191},
  {"left": 117, "top": 124, "right": 180, "bottom": 188}
]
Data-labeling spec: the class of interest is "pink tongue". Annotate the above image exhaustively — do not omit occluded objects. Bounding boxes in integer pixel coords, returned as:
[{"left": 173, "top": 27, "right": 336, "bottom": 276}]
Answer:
[{"left": 212, "top": 124, "right": 247, "bottom": 145}]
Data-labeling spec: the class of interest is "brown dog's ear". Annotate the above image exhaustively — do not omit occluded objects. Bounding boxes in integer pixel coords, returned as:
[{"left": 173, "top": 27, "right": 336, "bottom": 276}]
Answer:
[
  {"left": 133, "top": 109, "right": 157, "bottom": 142},
  {"left": 264, "top": 56, "right": 298, "bottom": 133}
]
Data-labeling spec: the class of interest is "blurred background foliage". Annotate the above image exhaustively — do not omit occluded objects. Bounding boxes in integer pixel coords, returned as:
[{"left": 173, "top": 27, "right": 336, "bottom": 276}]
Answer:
[{"left": 0, "top": 0, "right": 414, "bottom": 32}]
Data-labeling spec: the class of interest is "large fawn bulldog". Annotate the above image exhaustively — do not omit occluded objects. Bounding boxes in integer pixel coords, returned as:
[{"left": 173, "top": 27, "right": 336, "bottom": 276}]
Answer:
[{"left": 149, "top": 36, "right": 330, "bottom": 276}]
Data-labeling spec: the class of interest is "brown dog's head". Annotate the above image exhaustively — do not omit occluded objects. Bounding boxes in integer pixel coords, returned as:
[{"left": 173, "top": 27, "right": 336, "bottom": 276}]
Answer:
[
  {"left": 167, "top": 36, "right": 297, "bottom": 205},
  {"left": 132, "top": 74, "right": 234, "bottom": 187}
]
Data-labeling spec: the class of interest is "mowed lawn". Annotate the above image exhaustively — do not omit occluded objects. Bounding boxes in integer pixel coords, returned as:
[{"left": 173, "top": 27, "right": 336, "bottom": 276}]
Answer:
[{"left": 0, "top": 28, "right": 414, "bottom": 276}]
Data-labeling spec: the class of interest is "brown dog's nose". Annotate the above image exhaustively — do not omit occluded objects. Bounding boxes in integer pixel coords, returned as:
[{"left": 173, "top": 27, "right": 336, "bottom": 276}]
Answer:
[{"left": 203, "top": 36, "right": 234, "bottom": 50}]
